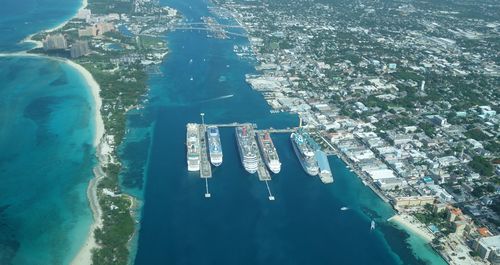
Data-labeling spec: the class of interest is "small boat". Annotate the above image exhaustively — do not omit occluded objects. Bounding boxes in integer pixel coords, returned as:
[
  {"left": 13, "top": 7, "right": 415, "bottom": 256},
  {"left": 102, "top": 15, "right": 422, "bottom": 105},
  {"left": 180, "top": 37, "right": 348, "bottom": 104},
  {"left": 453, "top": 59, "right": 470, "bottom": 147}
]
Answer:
[
  {"left": 189, "top": 59, "right": 193, "bottom": 63},
  {"left": 370, "top": 220, "right": 376, "bottom": 231},
  {"left": 340, "top": 207, "right": 349, "bottom": 211},
  {"left": 190, "top": 76, "right": 194, "bottom": 81}
]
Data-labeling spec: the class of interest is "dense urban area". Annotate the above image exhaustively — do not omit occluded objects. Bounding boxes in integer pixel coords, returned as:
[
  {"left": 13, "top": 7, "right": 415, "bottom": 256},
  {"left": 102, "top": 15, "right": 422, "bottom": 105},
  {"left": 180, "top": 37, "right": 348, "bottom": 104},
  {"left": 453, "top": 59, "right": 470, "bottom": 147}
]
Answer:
[{"left": 212, "top": 0, "right": 499, "bottom": 264}]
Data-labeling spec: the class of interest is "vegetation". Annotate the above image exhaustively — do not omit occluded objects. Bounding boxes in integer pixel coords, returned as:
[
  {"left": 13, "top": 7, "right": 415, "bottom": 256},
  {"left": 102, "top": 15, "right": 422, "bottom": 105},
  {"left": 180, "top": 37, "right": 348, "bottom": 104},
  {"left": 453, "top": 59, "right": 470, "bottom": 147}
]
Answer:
[
  {"left": 28, "top": 0, "right": 170, "bottom": 263},
  {"left": 465, "top": 128, "right": 489, "bottom": 141},
  {"left": 88, "top": 0, "right": 133, "bottom": 15},
  {"left": 92, "top": 164, "right": 135, "bottom": 264},
  {"left": 469, "top": 156, "right": 494, "bottom": 177},
  {"left": 414, "top": 204, "right": 455, "bottom": 236},
  {"left": 419, "top": 122, "right": 436, "bottom": 138}
]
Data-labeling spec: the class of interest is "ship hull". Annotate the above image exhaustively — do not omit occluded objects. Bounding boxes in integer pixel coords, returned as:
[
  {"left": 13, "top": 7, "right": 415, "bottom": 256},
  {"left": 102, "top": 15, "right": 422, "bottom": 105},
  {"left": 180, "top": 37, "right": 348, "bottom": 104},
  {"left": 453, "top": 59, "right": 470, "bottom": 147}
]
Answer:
[
  {"left": 256, "top": 132, "right": 281, "bottom": 174},
  {"left": 268, "top": 162, "right": 281, "bottom": 174},
  {"left": 235, "top": 126, "right": 258, "bottom": 174},
  {"left": 186, "top": 123, "right": 201, "bottom": 172},
  {"left": 188, "top": 163, "right": 200, "bottom": 172},
  {"left": 237, "top": 142, "right": 257, "bottom": 174},
  {"left": 207, "top": 126, "right": 223, "bottom": 167},
  {"left": 291, "top": 134, "right": 319, "bottom": 176},
  {"left": 210, "top": 159, "right": 222, "bottom": 167}
]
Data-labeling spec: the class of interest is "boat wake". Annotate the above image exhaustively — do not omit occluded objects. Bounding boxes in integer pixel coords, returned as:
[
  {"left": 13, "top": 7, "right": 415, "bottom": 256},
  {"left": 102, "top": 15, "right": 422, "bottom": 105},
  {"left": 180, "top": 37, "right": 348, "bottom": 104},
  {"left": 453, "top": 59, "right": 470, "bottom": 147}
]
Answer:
[{"left": 199, "top": 94, "right": 234, "bottom": 103}]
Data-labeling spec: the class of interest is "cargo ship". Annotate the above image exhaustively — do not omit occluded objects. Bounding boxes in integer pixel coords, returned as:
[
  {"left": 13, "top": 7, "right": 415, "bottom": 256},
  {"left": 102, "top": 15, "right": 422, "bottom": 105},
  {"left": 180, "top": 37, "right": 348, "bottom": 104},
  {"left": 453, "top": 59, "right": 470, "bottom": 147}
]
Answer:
[
  {"left": 207, "top": 126, "right": 223, "bottom": 166},
  {"left": 290, "top": 129, "right": 319, "bottom": 176},
  {"left": 257, "top": 132, "right": 281, "bottom": 174},
  {"left": 186, "top": 123, "right": 201, "bottom": 171},
  {"left": 235, "top": 125, "right": 258, "bottom": 174},
  {"left": 315, "top": 150, "right": 333, "bottom": 183}
]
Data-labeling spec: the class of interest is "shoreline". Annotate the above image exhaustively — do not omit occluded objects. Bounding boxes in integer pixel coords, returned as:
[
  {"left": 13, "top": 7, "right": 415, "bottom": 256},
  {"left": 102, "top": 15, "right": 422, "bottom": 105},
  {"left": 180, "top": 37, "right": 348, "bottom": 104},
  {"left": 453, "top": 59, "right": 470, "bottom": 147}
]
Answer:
[
  {"left": 388, "top": 214, "right": 434, "bottom": 243},
  {"left": 66, "top": 58, "right": 105, "bottom": 265},
  {"left": 4, "top": 0, "right": 105, "bottom": 263},
  {"left": 0, "top": 51, "right": 105, "bottom": 265},
  {"left": 20, "top": 0, "right": 88, "bottom": 49}
]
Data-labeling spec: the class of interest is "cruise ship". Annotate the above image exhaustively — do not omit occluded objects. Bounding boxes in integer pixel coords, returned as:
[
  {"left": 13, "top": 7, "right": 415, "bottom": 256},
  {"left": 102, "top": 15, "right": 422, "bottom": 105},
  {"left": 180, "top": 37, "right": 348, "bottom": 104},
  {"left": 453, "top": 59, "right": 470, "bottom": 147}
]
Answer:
[
  {"left": 257, "top": 132, "right": 281, "bottom": 174},
  {"left": 235, "top": 125, "right": 258, "bottom": 174},
  {"left": 207, "top": 126, "right": 223, "bottom": 166},
  {"left": 315, "top": 150, "right": 333, "bottom": 184},
  {"left": 290, "top": 129, "right": 319, "bottom": 176},
  {"left": 186, "top": 123, "right": 201, "bottom": 171}
]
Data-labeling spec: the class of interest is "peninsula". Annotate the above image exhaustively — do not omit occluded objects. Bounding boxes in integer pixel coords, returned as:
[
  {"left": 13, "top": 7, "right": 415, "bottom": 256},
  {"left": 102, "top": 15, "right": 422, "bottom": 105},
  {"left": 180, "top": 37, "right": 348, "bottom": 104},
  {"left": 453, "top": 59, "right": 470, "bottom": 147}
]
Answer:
[{"left": 26, "top": 0, "right": 180, "bottom": 264}]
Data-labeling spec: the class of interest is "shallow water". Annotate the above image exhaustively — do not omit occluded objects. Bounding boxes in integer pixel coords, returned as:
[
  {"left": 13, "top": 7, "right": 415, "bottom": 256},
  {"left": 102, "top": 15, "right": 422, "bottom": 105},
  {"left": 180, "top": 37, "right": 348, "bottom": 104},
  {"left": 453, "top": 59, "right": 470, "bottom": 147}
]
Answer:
[{"left": 0, "top": 0, "right": 96, "bottom": 264}]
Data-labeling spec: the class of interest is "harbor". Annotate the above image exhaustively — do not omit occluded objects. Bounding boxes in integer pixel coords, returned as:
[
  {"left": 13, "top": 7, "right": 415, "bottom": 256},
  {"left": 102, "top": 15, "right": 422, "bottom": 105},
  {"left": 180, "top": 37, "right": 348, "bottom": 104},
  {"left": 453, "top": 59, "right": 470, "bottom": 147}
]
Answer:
[{"left": 186, "top": 117, "right": 335, "bottom": 200}]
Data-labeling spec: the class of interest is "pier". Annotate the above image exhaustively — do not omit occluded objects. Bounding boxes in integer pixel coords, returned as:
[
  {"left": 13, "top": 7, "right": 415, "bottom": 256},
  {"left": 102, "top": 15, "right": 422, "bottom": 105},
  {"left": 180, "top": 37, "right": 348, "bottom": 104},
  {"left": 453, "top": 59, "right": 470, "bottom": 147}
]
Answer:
[
  {"left": 198, "top": 124, "right": 212, "bottom": 179},
  {"left": 186, "top": 118, "right": 336, "bottom": 200},
  {"left": 256, "top": 128, "right": 297, "bottom": 134},
  {"left": 255, "top": 145, "right": 271, "bottom": 181},
  {"left": 205, "top": 122, "right": 256, "bottom": 128},
  {"left": 265, "top": 180, "right": 275, "bottom": 201}
]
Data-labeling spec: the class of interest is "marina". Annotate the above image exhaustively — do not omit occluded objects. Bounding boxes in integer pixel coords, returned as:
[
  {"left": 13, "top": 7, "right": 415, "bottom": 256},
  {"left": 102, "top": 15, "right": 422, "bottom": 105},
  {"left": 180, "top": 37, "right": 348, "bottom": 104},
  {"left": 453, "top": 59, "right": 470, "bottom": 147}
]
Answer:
[{"left": 185, "top": 119, "right": 334, "bottom": 200}]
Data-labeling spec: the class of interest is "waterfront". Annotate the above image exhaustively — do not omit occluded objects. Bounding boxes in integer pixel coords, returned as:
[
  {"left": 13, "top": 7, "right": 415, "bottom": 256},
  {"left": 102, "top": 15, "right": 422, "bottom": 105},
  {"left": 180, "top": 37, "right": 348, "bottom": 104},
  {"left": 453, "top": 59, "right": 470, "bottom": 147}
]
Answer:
[
  {"left": 0, "top": 0, "right": 453, "bottom": 264},
  {"left": 130, "top": 0, "right": 447, "bottom": 264}
]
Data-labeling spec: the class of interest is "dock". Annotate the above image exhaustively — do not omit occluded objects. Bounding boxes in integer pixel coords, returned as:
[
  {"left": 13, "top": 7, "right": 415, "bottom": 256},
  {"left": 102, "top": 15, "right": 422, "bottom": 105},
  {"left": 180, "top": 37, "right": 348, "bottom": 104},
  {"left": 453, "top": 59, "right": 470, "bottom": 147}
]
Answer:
[
  {"left": 185, "top": 118, "right": 336, "bottom": 200},
  {"left": 198, "top": 125, "right": 212, "bottom": 179},
  {"left": 257, "top": 128, "right": 296, "bottom": 134},
  {"left": 247, "top": 125, "right": 271, "bottom": 181},
  {"left": 255, "top": 143, "right": 271, "bottom": 181},
  {"left": 206, "top": 122, "right": 256, "bottom": 128}
]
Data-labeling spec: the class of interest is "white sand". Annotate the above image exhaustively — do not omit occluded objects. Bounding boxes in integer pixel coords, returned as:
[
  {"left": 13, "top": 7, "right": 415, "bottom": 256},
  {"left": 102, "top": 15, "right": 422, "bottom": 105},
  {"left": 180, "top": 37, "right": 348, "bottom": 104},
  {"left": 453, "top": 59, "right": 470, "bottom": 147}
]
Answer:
[
  {"left": 3, "top": 0, "right": 105, "bottom": 261},
  {"left": 21, "top": 0, "right": 88, "bottom": 48},
  {"left": 47, "top": 0, "right": 89, "bottom": 33},
  {"left": 388, "top": 214, "right": 434, "bottom": 243},
  {"left": 64, "top": 59, "right": 104, "bottom": 147},
  {"left": 0, "top": 51, "right": 105, "bottom": 265},
  {"left": 5, "top": 1, "right": 109, "bottom": 264}
]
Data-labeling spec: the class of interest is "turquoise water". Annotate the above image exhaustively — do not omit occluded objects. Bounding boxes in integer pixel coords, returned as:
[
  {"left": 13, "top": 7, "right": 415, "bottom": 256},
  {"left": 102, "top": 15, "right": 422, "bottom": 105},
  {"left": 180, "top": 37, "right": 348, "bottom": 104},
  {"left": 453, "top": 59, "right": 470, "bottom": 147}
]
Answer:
[
  {"left": 0, "top": 0, "right": 95, "bottom": 264},
  {"left": 123, "top": 0, "right": 448, "bottom": 264}
]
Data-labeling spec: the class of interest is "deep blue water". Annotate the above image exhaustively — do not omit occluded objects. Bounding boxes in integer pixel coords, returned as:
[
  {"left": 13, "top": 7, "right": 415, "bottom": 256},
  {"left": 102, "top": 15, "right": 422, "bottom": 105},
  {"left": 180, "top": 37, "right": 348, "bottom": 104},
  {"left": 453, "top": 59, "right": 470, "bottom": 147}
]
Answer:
[
  {"left": 0, "top": 0, "right": 82, "bottom": 52},
  {"left": 0, "top": 0, "right": 95, "bottom": 264},
  {"left": 126, "top": 0, "right": 448, "bottom": 264}
]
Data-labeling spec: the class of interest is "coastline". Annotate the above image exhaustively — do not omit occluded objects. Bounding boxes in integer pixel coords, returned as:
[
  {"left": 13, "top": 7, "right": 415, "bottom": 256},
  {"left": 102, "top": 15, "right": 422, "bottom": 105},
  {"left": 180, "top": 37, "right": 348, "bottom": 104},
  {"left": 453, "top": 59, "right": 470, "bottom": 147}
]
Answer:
[
  {"left": 3, "top": 0, "right": 105, "bottom": 263},
  {"left": 34, "top": 0, "right": 105, "bottom": 263},
  {"left": 66, "top": 58, "right": 105, "bottom": 265},
  {"left": 388, "top": 214, "right": 435, "bottom": 243},
  {"left": 0, "top": 51, "right": 105, "bottom": 265},
  {"left": 20, "top": 0, "right": 88, "bottom": 49}
]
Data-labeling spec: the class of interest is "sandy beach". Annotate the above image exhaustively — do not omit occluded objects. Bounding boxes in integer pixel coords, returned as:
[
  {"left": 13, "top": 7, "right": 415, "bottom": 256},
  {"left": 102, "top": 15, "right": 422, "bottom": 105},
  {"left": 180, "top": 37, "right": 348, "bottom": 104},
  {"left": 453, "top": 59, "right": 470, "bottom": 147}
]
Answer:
[
  {"left": 4, "top": 0, "right": 106, "bottom": 263},
  {"left": 0, "top": 49, "right": 106, "bottom": 265},
  {"left": 21, "top": 0, "right": 88, "bottom": 49},
  {"left": 66, "top": 57, "right": 105, "bottom": 265},
  {"left": 388, "top": 214, "right": 435, "bottom": 243}
]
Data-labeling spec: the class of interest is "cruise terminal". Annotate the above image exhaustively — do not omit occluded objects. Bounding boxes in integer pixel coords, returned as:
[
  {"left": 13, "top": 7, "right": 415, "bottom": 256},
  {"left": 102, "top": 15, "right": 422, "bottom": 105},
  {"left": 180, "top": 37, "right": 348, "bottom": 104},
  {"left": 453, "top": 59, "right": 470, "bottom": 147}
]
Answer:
[{"left": 186, "top": 114, "right": 334, "bottom": 200}]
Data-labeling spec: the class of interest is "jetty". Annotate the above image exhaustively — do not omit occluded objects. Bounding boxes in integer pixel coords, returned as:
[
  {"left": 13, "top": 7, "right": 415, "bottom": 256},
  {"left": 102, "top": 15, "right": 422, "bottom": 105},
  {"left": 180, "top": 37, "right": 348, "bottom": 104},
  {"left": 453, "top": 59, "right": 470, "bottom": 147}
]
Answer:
[{"left": 198, "top": 124, "right": 212, "bottom": 179}]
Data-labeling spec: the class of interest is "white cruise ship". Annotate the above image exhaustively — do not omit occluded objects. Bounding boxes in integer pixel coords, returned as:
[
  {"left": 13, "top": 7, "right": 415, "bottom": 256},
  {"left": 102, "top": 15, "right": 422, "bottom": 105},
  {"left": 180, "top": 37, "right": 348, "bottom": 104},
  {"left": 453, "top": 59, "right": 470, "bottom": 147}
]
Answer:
[
  {"left": 257, "top": 132, "right": 281, "bottom": 174},
  {"left": 207, "top": 126, "right": 223, "bottom": 166},
  {"left": 290, "top": 129, "right": 319, "bottom": 176},
  {"left": 235, "top": 125, "right": 258, "bottom": 174},
  {"left": 186, "top": 123, "right": 200, "bottom": 171}
]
